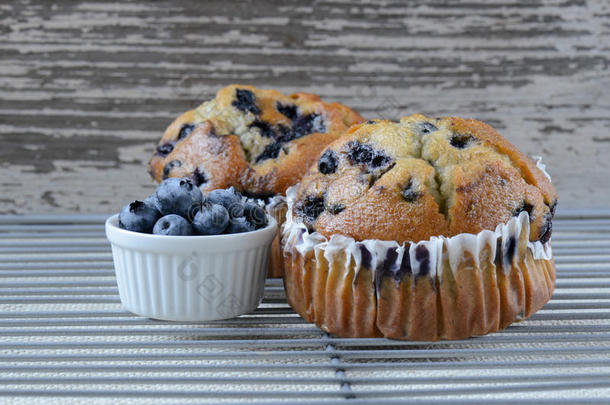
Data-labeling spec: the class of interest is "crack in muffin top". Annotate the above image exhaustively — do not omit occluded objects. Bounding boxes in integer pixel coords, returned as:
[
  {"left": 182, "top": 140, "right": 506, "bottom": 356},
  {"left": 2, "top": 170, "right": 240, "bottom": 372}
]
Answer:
[{"left": 293, "top": 114, "right": 557, "bottom": 243}]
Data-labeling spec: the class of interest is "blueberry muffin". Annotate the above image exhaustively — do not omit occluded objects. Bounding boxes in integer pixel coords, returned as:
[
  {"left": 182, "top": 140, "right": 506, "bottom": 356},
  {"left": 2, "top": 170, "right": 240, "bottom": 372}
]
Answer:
[
  {"left": 148, "top": 85, "right": 364, "bottom": 276},
  {"left": 282, "top": 114, "right": 557, "bottom": 340},
  {"left": 148, "top": 85, "right": 363, "bottom": 195}
]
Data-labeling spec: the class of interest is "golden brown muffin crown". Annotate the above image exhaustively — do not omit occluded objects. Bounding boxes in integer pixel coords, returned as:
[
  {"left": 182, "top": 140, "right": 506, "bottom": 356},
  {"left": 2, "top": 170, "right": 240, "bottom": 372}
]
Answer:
[
  {"left": 148, "top": 84, "right": 364, "bottom": 197},
  {"left": 292, "top": 114, "right": 558, "bottom": 243}
]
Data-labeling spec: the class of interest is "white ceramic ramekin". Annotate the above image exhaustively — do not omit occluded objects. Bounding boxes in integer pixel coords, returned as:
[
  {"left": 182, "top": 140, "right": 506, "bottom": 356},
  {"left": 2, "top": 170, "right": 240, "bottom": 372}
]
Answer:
[{"left": 105, "top": 214, "right": 277, "bottom": 321}]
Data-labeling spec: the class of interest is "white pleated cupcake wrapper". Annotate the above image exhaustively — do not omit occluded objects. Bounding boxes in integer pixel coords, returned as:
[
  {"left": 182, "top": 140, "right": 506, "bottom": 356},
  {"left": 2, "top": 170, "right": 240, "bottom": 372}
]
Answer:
[
  {"left": 533, "top": 155, "right": 552, "bottom": 181},
  {"left": 111, "top": 244, "right": 269, "bottom": 321},
  {"left": 282, "top": 184, "right": 553, "bottom": 281}
]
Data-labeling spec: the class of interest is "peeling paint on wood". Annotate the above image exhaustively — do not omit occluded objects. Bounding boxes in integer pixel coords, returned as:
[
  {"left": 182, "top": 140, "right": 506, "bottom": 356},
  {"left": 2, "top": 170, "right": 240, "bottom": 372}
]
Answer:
[{"left": 0, "top": 0, "right": 608, "bottom": 213}]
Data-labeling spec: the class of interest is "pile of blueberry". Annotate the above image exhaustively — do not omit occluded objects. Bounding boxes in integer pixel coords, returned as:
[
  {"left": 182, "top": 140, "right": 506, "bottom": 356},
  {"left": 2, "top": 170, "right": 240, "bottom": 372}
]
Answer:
[{"left": 118, "top": 178, "right": 268, "bottom": 236}]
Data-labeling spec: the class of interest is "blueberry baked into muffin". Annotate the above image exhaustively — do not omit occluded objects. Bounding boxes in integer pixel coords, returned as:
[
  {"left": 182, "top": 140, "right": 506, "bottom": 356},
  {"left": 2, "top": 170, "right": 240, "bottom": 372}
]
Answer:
[
  {"left": 282, "top": 114, "right": 557, "bottom": 340},
  {"left": 148, "top": 85, "right": 364, "bottom": 276}
]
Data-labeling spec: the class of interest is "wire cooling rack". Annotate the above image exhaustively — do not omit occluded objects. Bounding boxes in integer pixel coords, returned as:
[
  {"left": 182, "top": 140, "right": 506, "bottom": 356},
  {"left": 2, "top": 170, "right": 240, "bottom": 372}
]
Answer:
[{"left": 0, "top": 211, "right": 609, "bottom": 404}]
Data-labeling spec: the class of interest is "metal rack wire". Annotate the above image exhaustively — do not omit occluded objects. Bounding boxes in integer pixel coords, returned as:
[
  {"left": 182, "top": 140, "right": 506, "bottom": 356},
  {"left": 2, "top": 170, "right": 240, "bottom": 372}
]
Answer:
[{"left": 0, "top": 211, "right": 609, "bottom": 404}]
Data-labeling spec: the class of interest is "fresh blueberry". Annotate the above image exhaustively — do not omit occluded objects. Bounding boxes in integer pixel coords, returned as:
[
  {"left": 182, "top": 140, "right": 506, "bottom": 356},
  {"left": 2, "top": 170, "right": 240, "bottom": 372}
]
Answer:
[
  {"left": 244, "top": 202, "right": 268, "bottom": 229},
  {"left": 318, "top": 149, "right": 338, "bottom": 175},
  {"left": 192, "top": 203, "right": 230, "bottom": 235},
  {"left": 204, "top": 188, "right": 244, "bottom": 217},
  {"left": 239, "top": 190, "right": 276, "bottom": 200},
  {"left": 226, "top": 216, "right": 255, "bottom": 234},
  {"left": 143, "top": 194, "right": 160, "bottom": 210},
  {"left": 226, "top": 201, "right": 245, "bottom": 218},
  {"left": 118, "top": 200, "right": 161, "bottom": 233},
  {"left": 177, "top": 124, "right": 195, "bottom": 140},
  {"left": 152, "top": 214, "right": 193, "bottom": 236},
  {"left": 154, "top": 177, "right": 203, "bottom": 219},
  {"left": 232, "top": 88, "right": 260, "bottom": 115}
]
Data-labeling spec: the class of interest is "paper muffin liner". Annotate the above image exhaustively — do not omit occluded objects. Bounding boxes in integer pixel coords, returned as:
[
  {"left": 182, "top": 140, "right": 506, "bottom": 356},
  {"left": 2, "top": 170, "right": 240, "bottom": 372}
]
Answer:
[
  {"left": 251, "top": 195, "right": 287, "bottom": 278},
  {"left": 281, "top": 185, "right": 555, "bottom": 340}
]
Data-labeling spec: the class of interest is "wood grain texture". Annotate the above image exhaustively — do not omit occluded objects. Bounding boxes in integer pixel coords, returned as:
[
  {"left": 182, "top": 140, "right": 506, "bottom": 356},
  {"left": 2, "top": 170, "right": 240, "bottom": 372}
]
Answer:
[{"left": 0, "top": 0, "right": 608, "bottom": 214}]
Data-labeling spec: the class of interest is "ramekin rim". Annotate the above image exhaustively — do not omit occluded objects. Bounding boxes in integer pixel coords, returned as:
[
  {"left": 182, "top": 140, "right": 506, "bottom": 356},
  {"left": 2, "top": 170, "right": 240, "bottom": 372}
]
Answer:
[{"left": 106, "top": 213, "right": 277, "bottom": 240}]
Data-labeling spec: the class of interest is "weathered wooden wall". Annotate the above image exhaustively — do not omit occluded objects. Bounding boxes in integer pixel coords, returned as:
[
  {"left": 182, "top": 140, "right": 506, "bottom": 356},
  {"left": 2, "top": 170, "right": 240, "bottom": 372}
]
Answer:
[{"left": 0, "top": 0, "right": 608, "bottom": 214}]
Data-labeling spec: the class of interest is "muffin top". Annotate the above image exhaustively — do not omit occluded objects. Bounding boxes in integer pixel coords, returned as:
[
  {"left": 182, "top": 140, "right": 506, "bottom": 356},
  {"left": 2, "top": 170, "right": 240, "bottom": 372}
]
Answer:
[
  {"left": 148, "top": 85, "right": 364, "bottom": 197},
  {"left": 292, "top": 114, "right": 558, "bottom": 243}
]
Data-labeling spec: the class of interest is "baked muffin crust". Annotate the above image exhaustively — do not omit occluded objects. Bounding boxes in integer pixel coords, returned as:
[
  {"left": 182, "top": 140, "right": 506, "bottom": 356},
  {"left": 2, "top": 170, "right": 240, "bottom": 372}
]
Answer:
[
  {"left": 293, "top": 114, "right": 558, "bottom": 243},
  {"left": 148, "top": 84, "right": 364, "bottom": 197}
]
